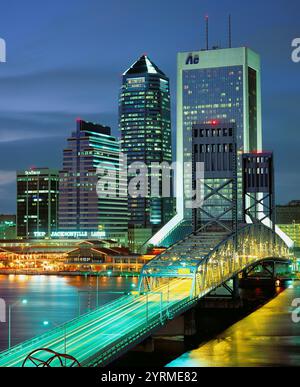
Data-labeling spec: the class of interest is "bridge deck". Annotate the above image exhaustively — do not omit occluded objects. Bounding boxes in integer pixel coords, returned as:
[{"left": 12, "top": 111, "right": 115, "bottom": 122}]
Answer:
[{"left": 0, "top": 279, "right": 192, "bottom": 367}]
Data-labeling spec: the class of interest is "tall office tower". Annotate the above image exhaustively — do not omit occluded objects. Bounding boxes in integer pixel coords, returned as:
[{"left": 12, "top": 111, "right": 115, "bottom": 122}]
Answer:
[
  {"left": 148, "top": 47, "right": 263, "bottom": 247},
  {"left": 17, "top": 168, "right": 59, "bottom": 239},
  {"left": 59, "top": 120, "right": 128, "bottom": 245},
  {"left": 119, "top": 55, "right": 173, "bottom": 244}
]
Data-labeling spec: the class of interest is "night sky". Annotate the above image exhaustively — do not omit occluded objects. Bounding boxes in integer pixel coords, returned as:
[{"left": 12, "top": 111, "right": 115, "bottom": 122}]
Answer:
[{"left": 0, "top": 0, "right": 299, "bottom": 213}]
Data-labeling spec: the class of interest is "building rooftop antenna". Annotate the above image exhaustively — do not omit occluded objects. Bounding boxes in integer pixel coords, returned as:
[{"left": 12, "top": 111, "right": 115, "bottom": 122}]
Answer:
[
  {"left": 205, "top": 15, "right": 209, "bottom": 50},
  {"left": 228, "top": 14, "right": 232, "bottom": 48}
]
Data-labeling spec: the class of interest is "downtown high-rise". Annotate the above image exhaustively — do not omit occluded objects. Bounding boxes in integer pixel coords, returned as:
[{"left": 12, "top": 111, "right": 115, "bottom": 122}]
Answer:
[
  {"left": 17, "top": 168, "right": 59, "bottom": 238},
  {"left": 119, "top": 55, "right": 173, "bottom": 246},
  {"left": 148, "top": 47, "right": 263, "bottom": 247},
  {"left": 58, "top": 120, "right": 128, "bottom": 245}
]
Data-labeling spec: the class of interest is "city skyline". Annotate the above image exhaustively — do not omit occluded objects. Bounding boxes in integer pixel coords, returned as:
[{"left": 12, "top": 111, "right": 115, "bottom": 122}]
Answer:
[
  {"left": 0, "top": 1, "right": 299, "bottom": 369},
  {"left": 0, "top": 0, "right": 299, "bottom": 214}
]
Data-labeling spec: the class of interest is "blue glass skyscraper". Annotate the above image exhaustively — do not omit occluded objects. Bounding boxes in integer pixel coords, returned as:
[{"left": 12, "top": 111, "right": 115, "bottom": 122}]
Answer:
[{"left": 119, "top": 55, "right": 173, "bottom": 239}]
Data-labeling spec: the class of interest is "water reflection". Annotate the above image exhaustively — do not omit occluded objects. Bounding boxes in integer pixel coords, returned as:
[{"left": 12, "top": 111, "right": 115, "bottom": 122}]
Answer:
[
  {"left": 0, "top": 274, "right": 138, "bottom": 351},
  {"left": 168, "top": 282, "right": 300, "bottom": 367}
]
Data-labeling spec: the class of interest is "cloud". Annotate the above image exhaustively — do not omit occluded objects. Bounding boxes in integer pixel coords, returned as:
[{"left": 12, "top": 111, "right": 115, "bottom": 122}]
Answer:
[
  {"left": 0, "top": 170, "right": 15, "bottom": 186},
  {"left": 0, "top": 172, "right": 16, "bottom": 213},
  {"left": 0, "top": 129, "right": 59, "bottom": 144},
  {"left": 0, "top": 110, "right": 118, "bottom": 144},
  {"left": 0, "top": 67, "right": 121, "bottom": 114}
]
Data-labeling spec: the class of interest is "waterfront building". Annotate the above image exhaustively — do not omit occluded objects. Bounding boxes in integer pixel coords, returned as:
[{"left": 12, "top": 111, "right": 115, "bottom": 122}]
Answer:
[
  {"left": 0, "top": 238, "right": 156, "bottom": 275},
  {"left": 58, "top": 119, "right": 128, "bottom": 245},
  {"left": 119, "top": 55, "right": 174, "bottom": 246},
  {"left": 17, "top": 168, "right": 59, "bottom": 239}
]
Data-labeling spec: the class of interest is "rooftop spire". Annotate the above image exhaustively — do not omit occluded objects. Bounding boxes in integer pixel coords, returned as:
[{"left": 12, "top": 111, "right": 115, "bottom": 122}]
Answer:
[{"left": 123, "top": 55, "right": 166, "bottom": 76}]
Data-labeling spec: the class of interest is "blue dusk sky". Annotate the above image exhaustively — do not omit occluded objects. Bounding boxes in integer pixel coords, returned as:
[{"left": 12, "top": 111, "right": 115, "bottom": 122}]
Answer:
[{"left": 0, "top": 0, "right": 299, "bottom": 213}]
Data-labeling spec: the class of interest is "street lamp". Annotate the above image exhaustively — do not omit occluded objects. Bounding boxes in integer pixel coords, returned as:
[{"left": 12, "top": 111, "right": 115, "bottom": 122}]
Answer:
[
  {"left": 96, "top": 273, "right": 100, "bottom": 308},
  {"left": 8, "top": 299, "right": 28, "bottom": 349}
]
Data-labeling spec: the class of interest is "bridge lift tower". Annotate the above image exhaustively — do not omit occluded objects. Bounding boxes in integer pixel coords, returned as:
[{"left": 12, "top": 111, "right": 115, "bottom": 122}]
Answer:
[
  {"left": 192, "top": 121, "right": 238, "bottom": 239},
  {"left": 242, "top": 152, "right": 275, "bottom": 232},
  {"left": 192, "top": 123, "right": 277, "bottom": 297}
]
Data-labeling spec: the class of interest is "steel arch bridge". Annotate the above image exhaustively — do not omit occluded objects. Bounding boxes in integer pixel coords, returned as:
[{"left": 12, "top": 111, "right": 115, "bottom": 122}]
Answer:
[
  {"left": 138, "top": 223, "right": 290, "bottom": 298},
  {"left": 0, "top": 224, "right": 290, "bottom": 368}
]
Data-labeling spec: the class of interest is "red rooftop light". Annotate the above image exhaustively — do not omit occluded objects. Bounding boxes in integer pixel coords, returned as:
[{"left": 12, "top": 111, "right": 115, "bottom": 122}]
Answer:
[{"left": 209, "top": 119, "right": 219, "bottom": 125}]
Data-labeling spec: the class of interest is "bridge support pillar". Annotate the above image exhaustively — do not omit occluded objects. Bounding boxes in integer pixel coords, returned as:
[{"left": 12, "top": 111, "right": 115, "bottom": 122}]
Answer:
[
  {"left": 132, "top": 337, "right": 155, "bottom": 353},
  {"left": 154, "top": 308, "right": 197, "bottom": 338},
  {"left": 183, "top": 308, "right": 197, "bottom": 337},
  {"left": 232, "top": 275, "right": 240, "bottom": 299}
]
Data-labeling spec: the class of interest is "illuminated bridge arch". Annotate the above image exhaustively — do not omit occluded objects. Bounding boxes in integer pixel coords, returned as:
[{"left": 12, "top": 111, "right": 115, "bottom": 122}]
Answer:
[{"left": 139, "top": 223, "right": 290, "bottom": 298}]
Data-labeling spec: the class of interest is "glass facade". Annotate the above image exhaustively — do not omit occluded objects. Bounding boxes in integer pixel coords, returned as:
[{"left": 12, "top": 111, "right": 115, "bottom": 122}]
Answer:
[
  {"left": 59, "top": 120, "right": 128, "bottom": 245},
  {"left": 119, "top": 55, "right": 173, "bottom": 233},
  {"left": 183, "top": 66, "right": 244, "bottom": 158},
  {"left": 17, "top": 168, "right": 59, "bottom": 238},
  {"left": 183, "top": 65, "right": 244, "bottom": 220}
]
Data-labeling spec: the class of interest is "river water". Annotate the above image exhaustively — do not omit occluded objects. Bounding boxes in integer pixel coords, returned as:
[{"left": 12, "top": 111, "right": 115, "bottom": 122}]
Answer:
[
  {"left": 1, "top": 275, "right": 299, "bottom": 367},
  {"left": 0, "top": 274, "right": 138, "bottom": 352},
  {"left": 167, "top": 281, "right": 300, "bottom": 367}
]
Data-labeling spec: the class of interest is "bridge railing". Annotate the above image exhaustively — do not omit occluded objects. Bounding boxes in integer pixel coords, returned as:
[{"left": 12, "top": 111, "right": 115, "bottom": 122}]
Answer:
[
  {"left": 0, "top": 294, "right": 132, "bottom": 360},
  {"left": 82, "top": 294, "right": 197, "bottom": 367}
]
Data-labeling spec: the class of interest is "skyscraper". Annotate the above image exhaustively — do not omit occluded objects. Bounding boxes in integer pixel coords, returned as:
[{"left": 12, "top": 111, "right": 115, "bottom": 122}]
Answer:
[
  {"left": 17, "top": 168, "right": 59, "bottom": 238},
  {"left": 148, "top": 47, "right": 263, "bottom": 247},
  {"left": 119, "top": 55, "right": 173, "bottom": 242},
  {"left": 178, "top": 47, "right": 262, "bottom": 219},
  {"left": 58, "top": 120, "right": 128, "bottom": 245}
]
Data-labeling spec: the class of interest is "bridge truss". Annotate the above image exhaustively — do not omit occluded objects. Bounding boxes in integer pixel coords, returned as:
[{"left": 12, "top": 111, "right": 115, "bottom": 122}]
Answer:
[{"left": 139, "top": 223, "right": 290, "bottom": 298}]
